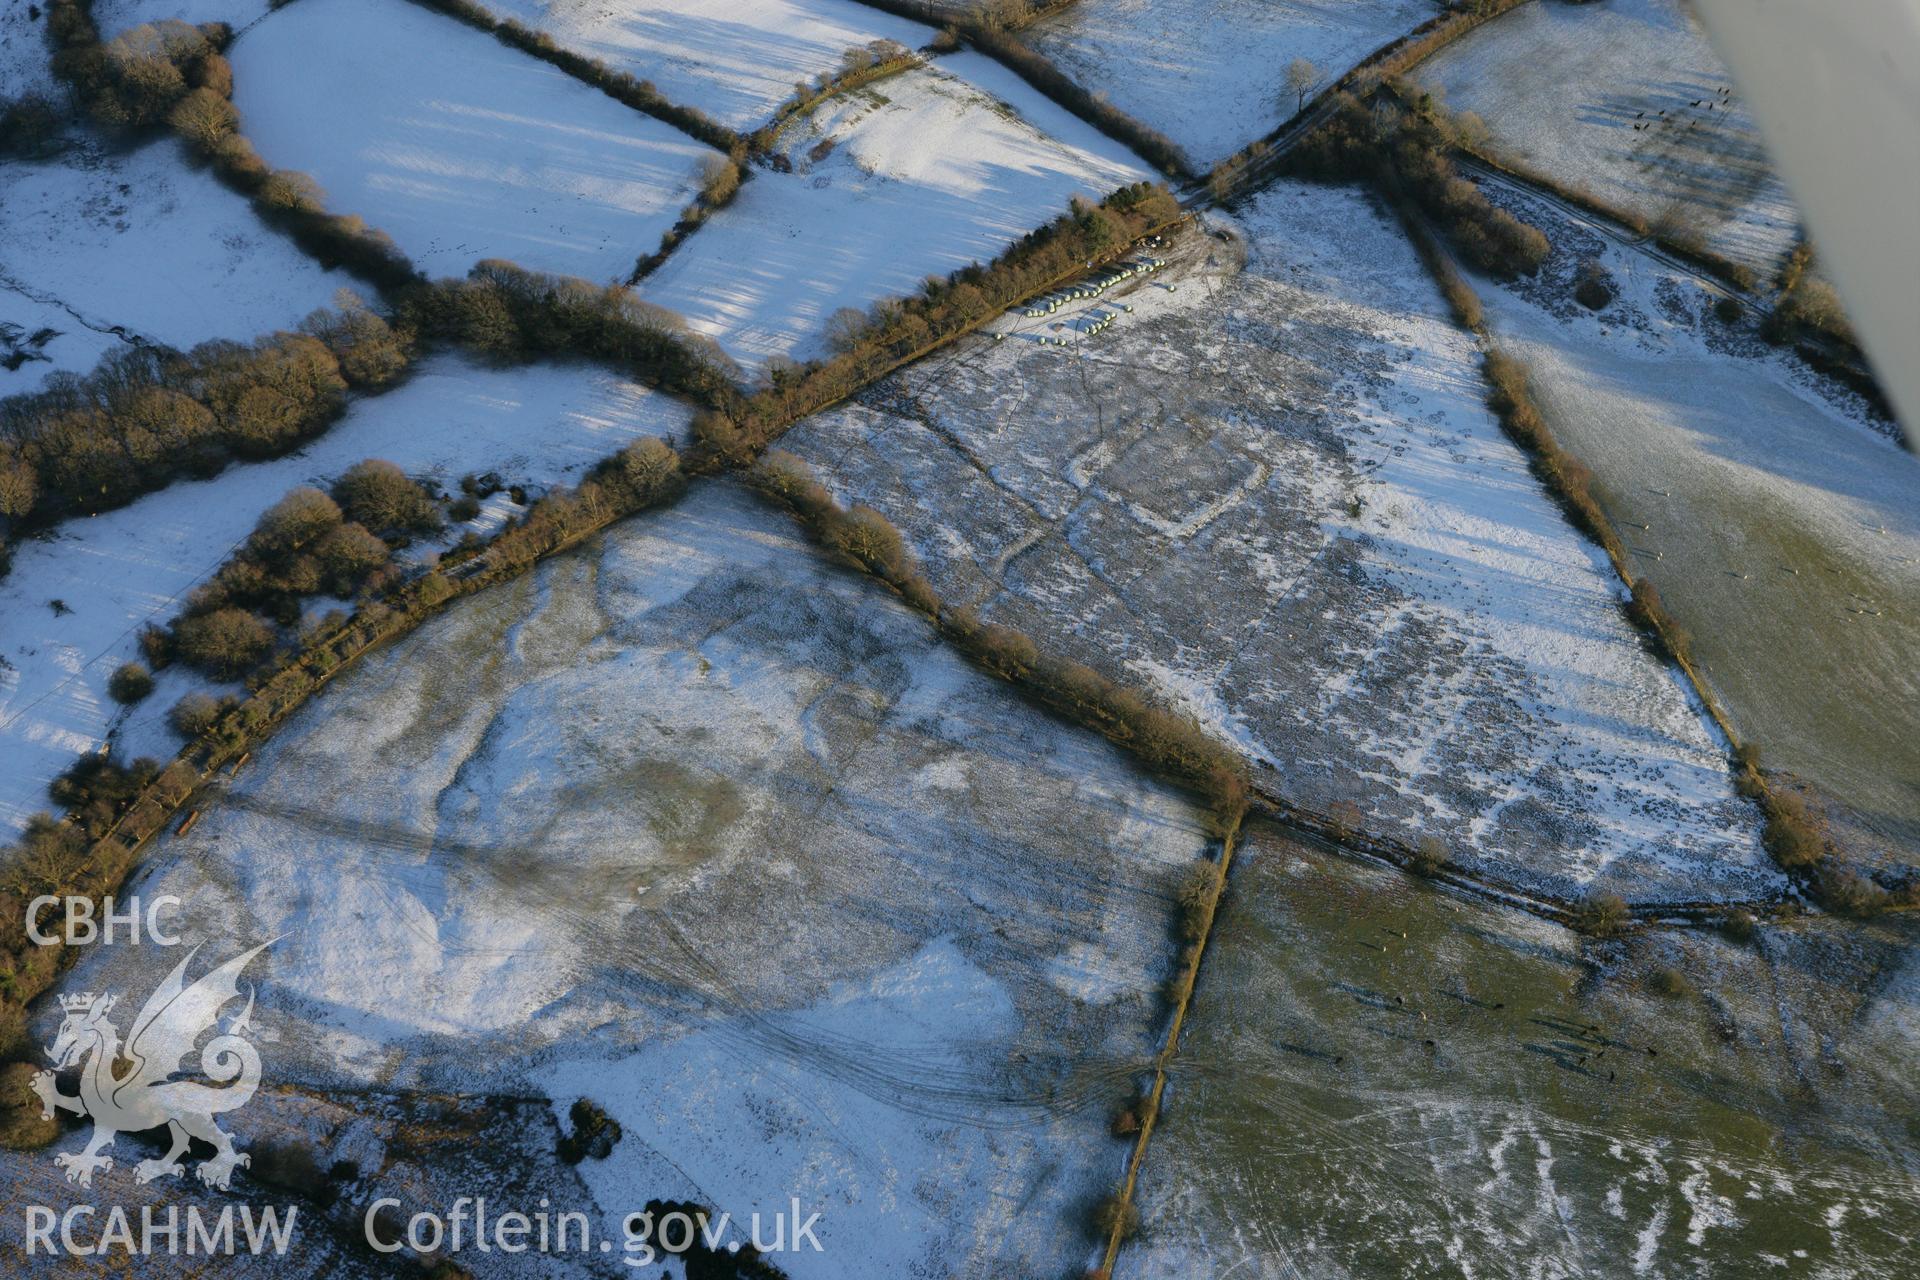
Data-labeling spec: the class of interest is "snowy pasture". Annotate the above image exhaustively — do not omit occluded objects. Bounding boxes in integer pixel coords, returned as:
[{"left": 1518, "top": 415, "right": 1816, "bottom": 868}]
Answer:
[
  {"left": 783, "top": 180, "right": 1775, "bottom": 902},
  {"left": 477, "top": 0, "right": 936, "bottom": 130},
  {"left": 0, "top": 290, "right": 121, "bottom": 399},
  {"left": 1126, "top": 823, "right": 1920, "bottom": 1279},
  {"left": 0, "top": 0, "right": 57, "bottom": 102},
  {"left": 642, "top": 52, "right": 1152, "bottom": 370},
  {"left": 0, "top": 357, "right": 691, "bottom": 835},
  {"left": 1025, "top": 0, "right": 1434, "bottom": 169},
  {"left": 1466, "top": 180, "right": 1920, "bottom": 868},
  {"left": 0, "top": 137, "right": 360, "bottom": 394},
  {"left": 89, "top": 0, "right": 276, "bottom": 38},
  {"left": 229, "top": 0, "right": 720, "bottom": 281},
  {"left": 53, "top": 480, "right": 1210, "bottom": 1279},
  {"left": 1417, "top": 0, "right": 1803, "bottom": 276}
]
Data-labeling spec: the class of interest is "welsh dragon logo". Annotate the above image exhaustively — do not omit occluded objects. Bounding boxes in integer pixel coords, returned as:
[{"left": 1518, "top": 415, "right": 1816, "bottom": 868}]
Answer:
[{"left": 30, "top": 941, "right": 272, "bottom": 1191}]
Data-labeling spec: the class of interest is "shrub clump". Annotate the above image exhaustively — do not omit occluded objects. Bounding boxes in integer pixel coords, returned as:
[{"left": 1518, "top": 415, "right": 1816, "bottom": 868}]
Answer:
[
  {"left": 0, "top": 1062, "right": 61, "bottom": 1151},
  {"left": 1109, "top": 1086, "right": 1155, "bottom": 1138},
  {"left": 1290, "top": 91, "right": 1548, "bottom": 278},
  {"left": 53, "top": 16, "right": 230, "bottom": 131},
  {"left": 1761, "top": 789, "right": 1827, "bottom": 869},
  {"left": 330, "top": 460, "right": 440, "bottom": 536},
  {"left": 1411, "top": 834, "right": 1450, "bottom": 877},
  {"left": 167, "top": 478, "right": 402, "bottom": 678},
  {"left": 172, "top": 606, "right": 274, "bottom": 679},
  {"left": 1624, "top": 579, "right": 1692, "bottom": 666},
  {"left": 168, "top": 690, "right": 234, "bottom": 738},
  {"left": 1765, "top": 274, "right": 1855, "bottom": 349},
  {"left": 1573, "top": 259, "right": 1616, "bottom": 311},
  {"left": 557, "top": 1098, "right": 622, "bottom": 1164},
  {"left": 107, "top": 661, "right": 155, "bottom": 704},
  {"left": 0, "top": 94, "right": 64, "bottom": 158},
  {"left": 1089, "top": 1190, "right": 1140, "bottom": 1242},
  {"left": 1720, "top": 908, "right": 1758, "bottom": 943},
  {"left": 0, "top": 300, "right": 408, "bottom": 531},
  {"left": 1571, "top": 891, "right": 1629, "bottom": 938},
  {"left": 1649, "top": 965, "right": 1689, "bottom": 997},
  {"left": 965, "top": 26, "right": 1189, "bottom": 179},
  {"left": 1174, "top": 860, "right": 1217, "bottom": 942}
]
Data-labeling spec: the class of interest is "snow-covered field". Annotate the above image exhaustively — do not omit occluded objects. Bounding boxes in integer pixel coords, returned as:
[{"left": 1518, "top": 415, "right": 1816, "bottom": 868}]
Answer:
[
  {"left": 90, "top": 0, "right": 276, "bottom": 38},
  {"left": 1126, "top": 822, "right": 1920, "bottom": 1279},
  {"left": 53, "top": 480, "right": 1208, "bottom": 1279},
  {"left": 642, "top": 52, "right": 1151, "bottom": 370},
  {"left": 1416, "top": 0, "right": 1802, "bottom": 276},
  {"left": 0, "top": 0, "right": 57, "bottom": 103},
  {"left": 0, "top": 137, "right": 361, "bottom": 395},
  {"left": 477, "top": 0, "right": 935, "bottom": 131},
  {"left": 0, "top": 290, "right": 121, "bottom": 398},
  {"left": 229, "top": 0, "right": 720, "bottom": 281},
  {"left": 1466, "top": 180, "right": 1920, "bottom": 868},
  {"left": 1025, "top": 0, "right": 1433, "bottom": 169},
  {"left": 783, "top": 180, "right": 1774, "bottom": 902},
  {"left": 0, "top": 357, "right": 690, "bottom": 835}
]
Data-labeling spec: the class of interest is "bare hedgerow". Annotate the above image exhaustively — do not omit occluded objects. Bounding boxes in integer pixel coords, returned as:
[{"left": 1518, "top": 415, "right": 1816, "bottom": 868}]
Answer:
[
  {"left": 257, "top": 170, "right": 326, "bottom": 216},
  {"left": 0, "top": 448, "right": 39, "bottom": 519},
  {"left": 613, "top": 437, "right": 681, "bottom": 499},
  {"left": 1572, "top": 891, "right": 1630, "bottom": 938},
  {"left": 1089, "top": 1189, "right": 1139, "bottom": 1242},
  {"left": 1175, "top": 860, "right": 1216, "bottom": 942},
  {"left": 168, "top": 691, "right": 231, "bottom": 738},
  {"left": 824, "top": 505, "right": 908, "bottom": 578},
  {"left": 167, "top": 87, "right": 236, "bottom": 149},
  {"left": 1762, "top": 789, "right": 1826, "bottom": 868},
  {"left": 299, "top": 298, "right": 409, "bottom": 389},
  {"left": 1721, "top": 909, "right": 1757, "bottom": 944},
  {"left": 1411, "top": 835, "right": 1450, "bottom": 877}
]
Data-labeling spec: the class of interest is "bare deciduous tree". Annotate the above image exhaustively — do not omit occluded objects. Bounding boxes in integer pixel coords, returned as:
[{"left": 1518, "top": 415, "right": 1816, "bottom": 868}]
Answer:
[{"left": 1285, "top": 58, "right": 1319, "bottom": 113}]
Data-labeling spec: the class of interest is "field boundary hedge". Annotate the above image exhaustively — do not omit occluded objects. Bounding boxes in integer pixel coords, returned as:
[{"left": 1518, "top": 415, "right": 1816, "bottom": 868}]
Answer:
[
  {"left": 1391, "top": 202, "right": 1914, "bottom": 918},
  {"left": 43, "top": 0, "right": 419, "bottom": 292},
  {"left": 1096, "top": 810, "right": 1241, "bottom": 1277},
  {"left": 0, "top": 182, "right": 1188, "bottom": 1058},
  {"left": 749, "top": 45, "right": 922, "bottom": 153},
  {"left": 0, "top": 443, "right": 687, "bottom": 1059},
  {"left": 1200, "top": 0, "right": 1535, "bottom": 206},
  {"left": 849, "top": 0, "right": 1189, "bottom": 178},
  {"left": 396, "top": 0, "right": 743, "bottom": 157},
  {"left": 747, "top": 450, "right": 1250, "bottom": 819}
]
